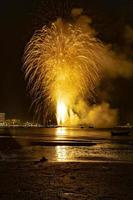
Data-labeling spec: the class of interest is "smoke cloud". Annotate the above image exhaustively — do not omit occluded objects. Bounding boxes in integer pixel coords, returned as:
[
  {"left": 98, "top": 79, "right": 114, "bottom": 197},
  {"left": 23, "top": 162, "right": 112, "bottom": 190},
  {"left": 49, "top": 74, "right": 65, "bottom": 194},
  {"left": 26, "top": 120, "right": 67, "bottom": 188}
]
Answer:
[
  {"left": 69, "top": 9, "right": 133, "bottom": 127},
  {"left": 104, "top": 50, "right": 133, "bottom": 78},
  {"left": 124, "top": 25, "right": 133, "bottom": 46},
  {"left": 70, "top": 101, "right": 118, "bottom": 128},
  {"left": 71, "top": 8, "right": 83, "bottom": 17},
  {"left": 71, "top": 9, "right": 133, "bottom": 80},
  {"left": 25, "top": 8, "right": 132, "bottom": 127}
]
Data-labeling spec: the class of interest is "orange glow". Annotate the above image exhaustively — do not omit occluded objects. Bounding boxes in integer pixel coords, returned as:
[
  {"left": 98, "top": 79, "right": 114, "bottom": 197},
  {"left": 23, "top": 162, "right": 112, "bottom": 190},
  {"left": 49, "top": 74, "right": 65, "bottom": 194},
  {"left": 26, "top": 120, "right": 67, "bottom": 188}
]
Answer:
[
  {"left": 24, "top": 13, "right": 104, "bottom": 125},
  {"left": 56, "top": 98, "right": 68, "bottom": 125},
  {"left": 56, "top": 127, "right": 66, "bottom": 135},
  {"left": 56, "top": 146, "right": 67, "bottom": 161}
]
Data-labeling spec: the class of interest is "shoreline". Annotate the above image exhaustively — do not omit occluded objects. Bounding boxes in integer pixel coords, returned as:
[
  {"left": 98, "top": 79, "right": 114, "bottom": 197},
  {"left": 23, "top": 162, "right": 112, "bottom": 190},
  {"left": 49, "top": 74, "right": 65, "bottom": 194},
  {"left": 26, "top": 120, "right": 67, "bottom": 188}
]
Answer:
[{"left": 0, "top": 161, "right": 133, "bottom": 199}]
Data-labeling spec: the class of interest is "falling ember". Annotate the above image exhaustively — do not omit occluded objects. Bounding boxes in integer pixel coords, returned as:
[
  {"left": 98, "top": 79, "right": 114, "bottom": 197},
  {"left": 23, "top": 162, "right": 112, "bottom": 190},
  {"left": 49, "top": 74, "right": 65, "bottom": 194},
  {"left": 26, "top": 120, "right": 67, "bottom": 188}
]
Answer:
[{"left": 23, "top": 10, "right": 107, "bottom": 125}]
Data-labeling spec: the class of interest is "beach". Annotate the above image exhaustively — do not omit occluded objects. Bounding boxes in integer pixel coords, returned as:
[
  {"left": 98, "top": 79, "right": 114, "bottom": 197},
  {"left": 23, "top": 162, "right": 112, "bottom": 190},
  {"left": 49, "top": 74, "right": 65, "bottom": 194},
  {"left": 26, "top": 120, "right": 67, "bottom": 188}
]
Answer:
[
  {"left": 0, "top": 127, "right": 133, "bottom": 199},
  {"left": 0, "top": 161, "right": 133, "bottom": 200}
]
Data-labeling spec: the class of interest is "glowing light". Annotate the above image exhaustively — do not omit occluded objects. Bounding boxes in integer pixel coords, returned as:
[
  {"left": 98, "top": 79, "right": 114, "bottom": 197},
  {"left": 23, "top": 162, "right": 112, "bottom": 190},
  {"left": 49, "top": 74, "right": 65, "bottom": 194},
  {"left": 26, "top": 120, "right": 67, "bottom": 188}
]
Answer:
[
  {"left": 24, "top": 14, "right": 105, "bottom": 125},
  {"left": 56, "top": 146, "right": 67, "bottom": 161},
  {"left": 56, "top": 127, "right": 66, "bottom": 136},
  {"left": 56, "top": 127, "right": 67, "bottom": 161},
  {"left": 56, "top": 98, "right": 68, "bottom": 125}
]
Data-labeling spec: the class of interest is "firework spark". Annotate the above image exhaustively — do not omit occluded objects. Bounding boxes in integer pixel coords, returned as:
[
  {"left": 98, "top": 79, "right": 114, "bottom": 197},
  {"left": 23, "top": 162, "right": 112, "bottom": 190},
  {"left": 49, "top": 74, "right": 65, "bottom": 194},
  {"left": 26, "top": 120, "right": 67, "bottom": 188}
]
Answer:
[{"left": 24, "top": 13, "right": 106, "bottom": 125}]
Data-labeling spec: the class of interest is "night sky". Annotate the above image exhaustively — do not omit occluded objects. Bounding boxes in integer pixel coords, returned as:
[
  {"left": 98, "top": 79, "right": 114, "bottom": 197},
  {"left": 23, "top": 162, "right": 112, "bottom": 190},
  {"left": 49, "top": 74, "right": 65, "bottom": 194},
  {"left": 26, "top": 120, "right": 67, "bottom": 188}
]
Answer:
[{"left": 0, "top": 0, "right": 133, "bottom": 123}]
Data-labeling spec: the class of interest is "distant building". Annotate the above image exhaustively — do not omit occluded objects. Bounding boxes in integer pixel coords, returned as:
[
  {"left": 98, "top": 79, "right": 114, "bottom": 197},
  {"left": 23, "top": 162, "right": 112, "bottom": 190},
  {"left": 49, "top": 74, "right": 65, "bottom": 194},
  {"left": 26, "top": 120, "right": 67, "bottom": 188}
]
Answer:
[
  {"left": 0, "top": 113, "right": 5, "bottom": 124},
  {"left": 5, "top": 119, "right": 21, "bottom": 126}
]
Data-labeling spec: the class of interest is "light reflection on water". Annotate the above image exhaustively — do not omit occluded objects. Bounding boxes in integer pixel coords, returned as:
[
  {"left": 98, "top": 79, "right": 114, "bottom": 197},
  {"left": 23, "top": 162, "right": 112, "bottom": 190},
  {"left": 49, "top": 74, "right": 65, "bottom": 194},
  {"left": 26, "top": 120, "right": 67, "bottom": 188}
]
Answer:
[
  {"left": 56, "top": 146, "right": 67, "bottom": 161},
  {"left": 0, "top": 127, "right": 133, "bottom": 162},
  {"left": 55, "top": 127, "right": 67, "bottom": 161},
  {"left": 56, "top": 127, "right": 66, "bottom": 136},
  {"left": 55, "top": 144, "right": 133, "bottom": 162}
]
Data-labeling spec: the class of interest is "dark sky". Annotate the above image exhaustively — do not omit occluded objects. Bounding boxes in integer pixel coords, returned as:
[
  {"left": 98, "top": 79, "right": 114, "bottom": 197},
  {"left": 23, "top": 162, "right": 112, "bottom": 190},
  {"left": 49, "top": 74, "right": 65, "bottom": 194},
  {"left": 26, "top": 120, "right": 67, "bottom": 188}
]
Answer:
[{"left": 0, "top": 0, "right": 133, "bottom": 123}]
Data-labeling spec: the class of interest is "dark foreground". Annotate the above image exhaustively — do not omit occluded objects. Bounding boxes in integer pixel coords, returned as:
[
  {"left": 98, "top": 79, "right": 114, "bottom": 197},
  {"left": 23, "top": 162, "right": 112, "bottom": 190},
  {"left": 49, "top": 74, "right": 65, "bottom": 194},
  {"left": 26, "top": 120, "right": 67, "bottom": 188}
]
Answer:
[{"left": 0, "top": 161, "right": 133, "bottom": 200}]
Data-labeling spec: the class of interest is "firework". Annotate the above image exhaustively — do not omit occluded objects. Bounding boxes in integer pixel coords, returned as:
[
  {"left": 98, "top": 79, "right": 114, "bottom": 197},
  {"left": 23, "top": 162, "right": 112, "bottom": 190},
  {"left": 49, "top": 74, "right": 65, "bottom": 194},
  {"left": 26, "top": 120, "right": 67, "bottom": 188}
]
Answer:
[{"left": 24, "top": 15, "right": 106, "bottom": 125}]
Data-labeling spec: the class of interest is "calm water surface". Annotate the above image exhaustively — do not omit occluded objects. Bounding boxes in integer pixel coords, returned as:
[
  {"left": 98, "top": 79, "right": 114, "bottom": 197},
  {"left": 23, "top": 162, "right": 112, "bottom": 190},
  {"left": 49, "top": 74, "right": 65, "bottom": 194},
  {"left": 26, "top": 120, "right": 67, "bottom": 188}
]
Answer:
[{"left": 0, "top": 127, "right": 133, "bottom": 162}]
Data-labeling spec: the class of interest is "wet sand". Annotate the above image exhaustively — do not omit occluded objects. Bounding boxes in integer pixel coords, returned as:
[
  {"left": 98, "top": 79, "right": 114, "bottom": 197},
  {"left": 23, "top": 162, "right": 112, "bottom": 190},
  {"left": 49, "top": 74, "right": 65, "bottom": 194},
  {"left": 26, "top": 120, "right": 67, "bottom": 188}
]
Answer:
[{"left": 0, "top": 161, "right": 133, "bottom": 200}]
